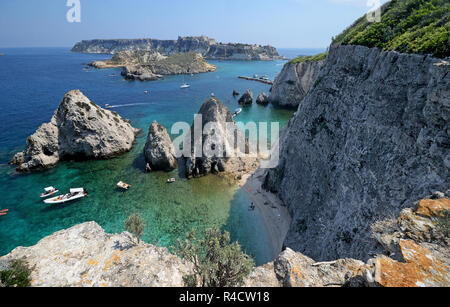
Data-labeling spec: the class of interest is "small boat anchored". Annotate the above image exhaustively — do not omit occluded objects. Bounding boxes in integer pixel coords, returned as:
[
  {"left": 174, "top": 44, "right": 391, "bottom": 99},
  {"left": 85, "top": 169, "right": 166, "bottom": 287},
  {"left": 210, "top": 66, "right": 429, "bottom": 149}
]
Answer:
[
  {"left": 40, "top": 187, "right": 59, "bottom": 198},
  {"left": 44, "top": 188, "right": 88, "bottom": 205},
  {"left": 167, "top": 178, "right": 176, "bottom": 183},
  {"left": 117, "top": 181, "right": 131, "bottom": 190},
  {"left": 232, "top": 108, "right": 242, "bottom": 117},
  {"left": 180, "top": 83, "right": 190, "bottom": 89}
]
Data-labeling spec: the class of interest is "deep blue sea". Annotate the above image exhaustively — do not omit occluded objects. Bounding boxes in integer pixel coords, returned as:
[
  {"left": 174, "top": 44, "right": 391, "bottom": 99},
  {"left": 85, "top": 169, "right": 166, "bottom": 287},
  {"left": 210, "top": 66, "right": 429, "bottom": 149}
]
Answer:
[{"left": 0, "top": 47, "right": 317, "bottom": 264}]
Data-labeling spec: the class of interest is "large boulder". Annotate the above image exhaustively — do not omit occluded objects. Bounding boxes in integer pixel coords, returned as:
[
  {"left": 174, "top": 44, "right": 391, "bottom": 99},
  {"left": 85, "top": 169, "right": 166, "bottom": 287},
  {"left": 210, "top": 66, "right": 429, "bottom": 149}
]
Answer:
[
  {"left": 182, "top": 97, "right": 258, "bottom": 178},
  {"left": 10, "top": 90, "right": 139, "bottom": 172},
  {"left": 238, "top": 89, "right": 253, "bottom": 106},
  {"left": 144, "top": 121, "right": 177, "bottom": 171},
  {"left": 269, "top": 59, "right": 324, "bottom": 108},
  {"left": 256, "top": 92, "right": 269, "bottom": 106},
  {"left": 122, "top": 66, "right": 163, "bottom": 81}
]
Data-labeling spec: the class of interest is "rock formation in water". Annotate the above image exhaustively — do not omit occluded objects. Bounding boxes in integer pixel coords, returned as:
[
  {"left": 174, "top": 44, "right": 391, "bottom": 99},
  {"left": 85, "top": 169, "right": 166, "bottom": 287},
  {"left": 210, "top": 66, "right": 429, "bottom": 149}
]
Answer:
[
  {"left": 72, "top": 36, "right": 283, "bottom": 61},
  {"left": 89, "top": 51, "right": 216, "bottom": 81},
  {"left": 144, "top": 121, "right": 177, "bottom": 171},
  {"left": 238, "top": 89, "right": 253, "bottom": 106},
  {"left": 263, "top": 44, "right": 450, "bottom": 261},
  {"left": 2, "top": 195, "right": 448, "bottom": 287},
  {"left": 232, "top": 90, "right": 240, "bottom": 97},
  {"left": 269, "top": 58, "right": 324, "bottom": 108},
  {"left": 10, "top": 90, "right": 140, "bottom": 172},
  {"left": 256, "top": 92, "right": 269, "bottom": 106},
  {"left": 181, "top": 97, "right": 258, "bottom": 178}
]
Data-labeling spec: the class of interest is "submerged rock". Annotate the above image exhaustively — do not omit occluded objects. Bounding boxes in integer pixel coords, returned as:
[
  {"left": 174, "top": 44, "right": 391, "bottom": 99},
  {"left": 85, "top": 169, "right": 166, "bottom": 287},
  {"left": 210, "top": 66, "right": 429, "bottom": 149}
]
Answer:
[
  {"left": 10, "top": 90, "right": 139, "bottom": 172},
  {"left": 238, "top": 89, "right": 253, "bottom": 105},
  {"left": 269, "top": 59, "right": 324, "bottom": 108},
  {"left": 256, "top": 92, "right": 269, "bottom": 106},
  {"left": 144, "top": 121, "right": 177, "bottom": 171}
]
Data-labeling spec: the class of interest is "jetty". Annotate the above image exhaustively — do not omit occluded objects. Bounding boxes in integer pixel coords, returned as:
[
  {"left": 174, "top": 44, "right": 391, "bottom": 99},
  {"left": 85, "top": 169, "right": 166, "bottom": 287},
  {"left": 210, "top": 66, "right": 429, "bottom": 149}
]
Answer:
[{"left": 238, "top": 76, "right": 273, "bottom": 85}]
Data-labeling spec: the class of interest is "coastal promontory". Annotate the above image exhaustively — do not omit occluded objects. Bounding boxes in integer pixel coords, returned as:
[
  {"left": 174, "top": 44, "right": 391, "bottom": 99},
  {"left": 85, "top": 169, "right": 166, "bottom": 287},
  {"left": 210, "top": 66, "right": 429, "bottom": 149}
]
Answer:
[
  {"left": 72, "top": 36, "right": 283, "bottom": 61},
  {"left": 89, "top": 50, "right": 216, "bottom": 81},
  {"left": 10, "top": 90, "right": 140, "bottom": 172}
]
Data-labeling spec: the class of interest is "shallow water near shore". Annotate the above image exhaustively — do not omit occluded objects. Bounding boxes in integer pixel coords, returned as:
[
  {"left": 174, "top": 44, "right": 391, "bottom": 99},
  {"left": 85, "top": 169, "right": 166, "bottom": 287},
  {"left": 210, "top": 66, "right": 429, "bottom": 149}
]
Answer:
[{"left": 0, "top": 47, "right": 304, "bottom": 265}]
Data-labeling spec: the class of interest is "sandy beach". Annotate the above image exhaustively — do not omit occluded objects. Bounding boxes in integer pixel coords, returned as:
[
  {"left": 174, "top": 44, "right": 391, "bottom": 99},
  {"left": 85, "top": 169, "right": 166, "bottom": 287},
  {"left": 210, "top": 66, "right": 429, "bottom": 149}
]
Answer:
[{"left": 240, "top": 168, "right": 292, "bottom": 261}]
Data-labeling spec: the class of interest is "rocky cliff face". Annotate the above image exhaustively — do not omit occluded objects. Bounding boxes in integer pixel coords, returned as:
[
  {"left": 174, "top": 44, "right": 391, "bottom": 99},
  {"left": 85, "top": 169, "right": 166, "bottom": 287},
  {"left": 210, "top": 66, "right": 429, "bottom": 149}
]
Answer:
[
  {"left": 264, "top": 45, "right": 450, "bottom": 261},
  {"left": 269, "top": 59, "right": 324, "bottom": 108},
  {"left": 72, "top": 36, "right": 283, "bottom": 60},
  {"left": 10, "top": 90, "right": 139, "bottom": 171},
  {"left": 144, "top": 121, "right": 177, "bottom": 171}
]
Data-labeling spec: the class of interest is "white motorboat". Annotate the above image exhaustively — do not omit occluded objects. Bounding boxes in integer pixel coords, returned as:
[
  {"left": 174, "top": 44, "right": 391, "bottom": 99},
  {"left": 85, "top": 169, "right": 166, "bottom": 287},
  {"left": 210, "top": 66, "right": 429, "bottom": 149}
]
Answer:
[
  {"left": 181, "top": 83, "right": 190, "bottom": 89},
  {"left": 167, "top": 178, "right": 176, "bottom": 183},
  {"left": 40, "top": 186, "right": 59, "bottom": 198},
  {"left": 233, "top": 108, "right": 242, "bottom": 117},
  {"left": 44, "top": 188, "right": 88, "bottom": 205},
  {"left": 105, "top": 104, "right": 112, "bottom": 109}
]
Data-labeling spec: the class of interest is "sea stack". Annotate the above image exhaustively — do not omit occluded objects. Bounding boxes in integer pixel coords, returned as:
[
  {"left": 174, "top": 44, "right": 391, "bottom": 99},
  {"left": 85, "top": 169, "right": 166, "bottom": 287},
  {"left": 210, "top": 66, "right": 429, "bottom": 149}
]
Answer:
[
  {"left": 256, "top": 92, "right": 269, "bottom": 106},
  {"left": 182, "top": 97, "right": 258, "bottom": 178},
  {"left": 143, "top": 121, "right": 177, "bottom": 171},
  {"left": 11, "top": 90, "right": 140, "bottom": 172},
  {"left": 238, "top": 89, "right": 253, "bottom": 106},
  {"left": 269, "top": 59, "right": 324, "bottom": 108}
]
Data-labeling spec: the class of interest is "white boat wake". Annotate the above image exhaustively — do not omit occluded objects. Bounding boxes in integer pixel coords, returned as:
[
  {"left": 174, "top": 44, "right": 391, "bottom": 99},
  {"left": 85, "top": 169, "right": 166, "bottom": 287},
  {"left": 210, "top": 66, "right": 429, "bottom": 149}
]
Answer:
[{"left": 106, "top": 103, "right": 150, "bottom": 109}]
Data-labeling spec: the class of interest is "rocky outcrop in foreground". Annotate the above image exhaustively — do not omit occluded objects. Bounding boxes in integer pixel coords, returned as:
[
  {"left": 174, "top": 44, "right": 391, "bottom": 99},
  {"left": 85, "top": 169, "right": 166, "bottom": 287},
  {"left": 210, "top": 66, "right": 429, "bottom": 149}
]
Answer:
[
  {"left": 0, "top": 222, "right": 191, "bottom": 287},
  {"left": 1, "top": 196, "right": 447, "bottom": 287},
  {"left": 90, "top": 51, "right": 216, "bottom": 81},
  {"left": 10, "top": 90, "right": 139, "bottom": 171},
  {"left": 144, "top": 121, "right": 177, "bottom": 171},
  {"left": 269, "top": 58, "right": 324, "bottom": 108},
  {"left": 72, "top": 36, "right": 283, "bottom": 61},
  {"left": 264, "top": 45, "right": 450, "bottom": 261},
  {"left": 182, "top": 97, "right": 258, "bottom": 178}
]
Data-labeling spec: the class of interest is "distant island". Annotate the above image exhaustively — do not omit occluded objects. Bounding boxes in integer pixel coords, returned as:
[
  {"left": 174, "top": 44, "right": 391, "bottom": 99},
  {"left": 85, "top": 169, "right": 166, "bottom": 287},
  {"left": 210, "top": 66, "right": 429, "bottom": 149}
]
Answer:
[
  {"left": 0, "top": 53, "right": 4, "bottom": 56},
  {"left": 89, "top": 50, "right": 216, "bottom": 81},
  {"left": 72, "top": 36, "right": 284, "bottom": 61}
]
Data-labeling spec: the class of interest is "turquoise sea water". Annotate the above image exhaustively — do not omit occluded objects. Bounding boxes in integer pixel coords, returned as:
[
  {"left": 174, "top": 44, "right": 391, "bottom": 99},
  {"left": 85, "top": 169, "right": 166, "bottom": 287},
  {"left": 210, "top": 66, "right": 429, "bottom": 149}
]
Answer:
[{"left": 0, "top": 47, "right": 307, "bottom": 265}]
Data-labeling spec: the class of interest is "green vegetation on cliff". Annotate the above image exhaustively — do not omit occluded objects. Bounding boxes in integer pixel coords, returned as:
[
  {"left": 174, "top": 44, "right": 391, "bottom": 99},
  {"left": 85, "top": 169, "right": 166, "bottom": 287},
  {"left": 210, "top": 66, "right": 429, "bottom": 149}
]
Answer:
[
  {"left": 332, "top": 0, "right": 450, "bottom": 58},
  {"left": 289, "top": 52, "right": 328, "bottom": 64}
]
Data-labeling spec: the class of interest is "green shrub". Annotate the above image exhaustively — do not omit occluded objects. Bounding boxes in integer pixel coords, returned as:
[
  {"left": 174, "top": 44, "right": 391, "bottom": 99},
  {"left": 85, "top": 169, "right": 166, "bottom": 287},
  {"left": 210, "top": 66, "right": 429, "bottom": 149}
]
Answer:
[
  {"left": 124, "top": 213, "right": 146, "bottom": 244},
  {"left": 175, "top": 227, "right": 254, "bottom": 287},
  {"left": 290, "top": 52, "right": 328, "bottom": 64},
  {"left": 332, "top": 0, "right": 450, "bottom": 58},
  {"left": 0, "top": 260, "right": 32, "bottom": 287}
]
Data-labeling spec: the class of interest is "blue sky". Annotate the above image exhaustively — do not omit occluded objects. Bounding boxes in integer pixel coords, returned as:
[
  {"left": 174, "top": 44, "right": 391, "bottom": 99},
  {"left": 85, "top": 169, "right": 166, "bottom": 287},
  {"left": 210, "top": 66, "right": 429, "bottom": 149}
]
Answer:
[{"left": 0, "top": 0, "right": 389, "bottom": 48}]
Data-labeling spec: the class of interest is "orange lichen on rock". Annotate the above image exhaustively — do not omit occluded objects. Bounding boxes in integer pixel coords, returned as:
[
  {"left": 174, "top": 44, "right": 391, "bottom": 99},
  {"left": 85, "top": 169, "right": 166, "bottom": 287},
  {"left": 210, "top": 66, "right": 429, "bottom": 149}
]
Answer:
[
  {"left": 416, "top": 198, "right": 450, "bottom": 218},
  {"left": 103, "top": 251, "right": 121, "bottom": 271},
  {"left": 374, "top": 240, "right": 449, "bottom": 287},
  {"left": 87, "top": 258, "right": 99, "bottom": 266}
]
